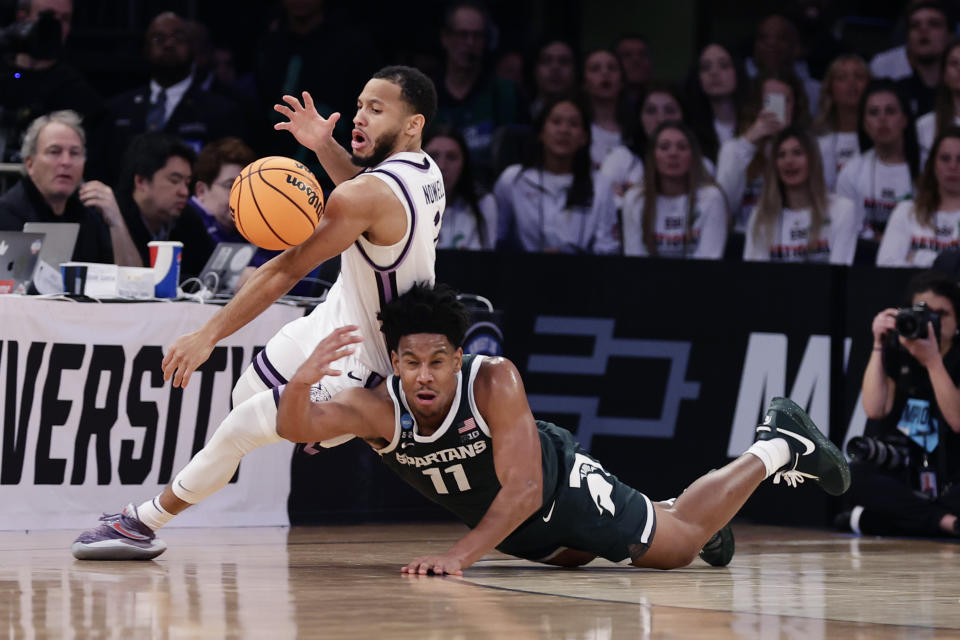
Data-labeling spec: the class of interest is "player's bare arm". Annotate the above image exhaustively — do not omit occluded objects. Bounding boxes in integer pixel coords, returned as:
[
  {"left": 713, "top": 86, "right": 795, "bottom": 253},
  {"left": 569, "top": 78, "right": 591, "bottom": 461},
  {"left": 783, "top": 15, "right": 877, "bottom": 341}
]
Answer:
[
  {"left": 402, "top": 358, "right": 544, "bottom": 576},
  {"left": 274, "top": 91, "right": 359, "bottom": 186},
  {"left": 162, "top": 178, "right": 399, "bottom": 388},
  {"left": 276, "top": 327, "right": 390, "bottom": 444}
]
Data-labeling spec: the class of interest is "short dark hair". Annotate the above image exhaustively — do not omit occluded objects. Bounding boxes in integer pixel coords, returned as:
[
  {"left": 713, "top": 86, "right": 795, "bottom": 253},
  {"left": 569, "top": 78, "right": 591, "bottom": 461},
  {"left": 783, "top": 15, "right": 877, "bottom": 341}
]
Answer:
[
  {"left": 116, "top": 133, "right": 196, "bottom": 201},
  {"left": 907, "top": 1, "right": 955, "bottom": 31},
  {"left": 372, "top": 65, "right": 438, "bottom": 129},
  {"left": 378, "top": 283, "right": 471, "bottom": 353},
  {"left": 906, "top": 270, "right": 960, "bottom": 317},
  {"left": 193, "top": 137, "right": 255, "bottom": 187},
  {"left": 443, "top": 0, "right": 490, "bottom": 32}
]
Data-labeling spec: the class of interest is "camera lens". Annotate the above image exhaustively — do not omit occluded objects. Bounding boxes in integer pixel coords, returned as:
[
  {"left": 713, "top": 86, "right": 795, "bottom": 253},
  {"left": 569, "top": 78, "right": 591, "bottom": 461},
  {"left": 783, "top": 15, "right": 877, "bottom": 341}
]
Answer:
[
  {"left": 896, "top": 315, "right": 917, "bottom": 336},
  {"left": 845, "top": 436, "right": 873, "bottom": 461}
]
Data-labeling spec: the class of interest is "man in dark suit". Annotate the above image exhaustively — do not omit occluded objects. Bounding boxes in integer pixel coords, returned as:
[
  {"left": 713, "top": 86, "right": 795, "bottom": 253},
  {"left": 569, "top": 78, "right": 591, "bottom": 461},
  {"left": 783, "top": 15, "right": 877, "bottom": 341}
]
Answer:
[{"left": 95, "top": 12, "right": 245, "bottom": 184}]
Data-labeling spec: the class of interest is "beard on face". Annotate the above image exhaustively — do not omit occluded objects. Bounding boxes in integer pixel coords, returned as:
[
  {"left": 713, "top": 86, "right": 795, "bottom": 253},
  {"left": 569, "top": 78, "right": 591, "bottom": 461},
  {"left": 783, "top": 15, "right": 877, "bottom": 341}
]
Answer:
[
  {"left": 351, "top": 128, "right": 400, "bottom": 168},
  {"left": 150, "top": 59, "right": 193, "bottom": 86}
]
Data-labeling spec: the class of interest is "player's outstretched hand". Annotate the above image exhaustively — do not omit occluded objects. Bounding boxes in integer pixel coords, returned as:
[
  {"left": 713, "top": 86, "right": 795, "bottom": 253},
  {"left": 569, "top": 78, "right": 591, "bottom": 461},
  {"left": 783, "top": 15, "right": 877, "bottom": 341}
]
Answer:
[
  {"left": 162, "top": 330, "right": 217, "bottom": 388},
  {"left": 290, "top": 326, "right": 363, "bottom": 386},
  {"left": 274, "top": 91, "right": 341, "bottom": 151},
  {"left": 401, "top": 554, "right": 465, "bottom": 576}
]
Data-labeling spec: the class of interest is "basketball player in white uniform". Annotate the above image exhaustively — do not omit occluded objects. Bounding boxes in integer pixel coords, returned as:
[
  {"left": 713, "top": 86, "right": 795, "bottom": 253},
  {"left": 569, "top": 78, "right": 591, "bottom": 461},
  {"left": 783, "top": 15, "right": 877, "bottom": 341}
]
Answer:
[{"left": 72, "top": 66, "right": 445, "bottom": 559}]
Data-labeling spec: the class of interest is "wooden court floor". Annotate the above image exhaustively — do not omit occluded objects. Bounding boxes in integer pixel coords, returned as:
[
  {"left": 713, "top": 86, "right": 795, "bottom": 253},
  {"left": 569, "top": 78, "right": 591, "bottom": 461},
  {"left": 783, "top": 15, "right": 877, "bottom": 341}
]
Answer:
[{"left": 2, "top": 522, "right": 960, "bottom": 639}]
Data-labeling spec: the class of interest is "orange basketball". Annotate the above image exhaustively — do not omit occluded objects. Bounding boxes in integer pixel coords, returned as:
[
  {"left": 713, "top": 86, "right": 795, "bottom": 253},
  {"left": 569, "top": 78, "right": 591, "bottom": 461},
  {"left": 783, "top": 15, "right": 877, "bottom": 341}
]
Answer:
[{"left": 229, "top": 156, "right": 324, "bottom": 250}]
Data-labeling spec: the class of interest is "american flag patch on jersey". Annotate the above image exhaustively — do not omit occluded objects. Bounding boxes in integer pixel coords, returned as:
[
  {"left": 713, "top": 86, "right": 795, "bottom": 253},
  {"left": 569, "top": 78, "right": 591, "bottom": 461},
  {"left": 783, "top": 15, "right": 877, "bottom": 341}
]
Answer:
[{"left": 458, "top": 418, "right": 477, "bottom": 433}]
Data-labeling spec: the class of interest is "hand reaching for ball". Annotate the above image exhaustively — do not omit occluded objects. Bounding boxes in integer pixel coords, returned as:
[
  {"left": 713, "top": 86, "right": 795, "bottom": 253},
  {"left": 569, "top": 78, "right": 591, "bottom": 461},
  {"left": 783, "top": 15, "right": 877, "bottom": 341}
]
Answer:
[{"left": 274, "top": 91, "right": 340, "bottom": 152}]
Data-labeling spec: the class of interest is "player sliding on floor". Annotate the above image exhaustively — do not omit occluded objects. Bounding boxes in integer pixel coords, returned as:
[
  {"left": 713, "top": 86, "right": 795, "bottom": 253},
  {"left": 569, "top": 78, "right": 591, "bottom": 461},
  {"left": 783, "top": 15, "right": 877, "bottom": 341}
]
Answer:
[
  {"left": 73, "top": 65, "right": 446, "bottom": 559},
  {"left": 275, "top": 284, "right": 851, "bottom": 574}
]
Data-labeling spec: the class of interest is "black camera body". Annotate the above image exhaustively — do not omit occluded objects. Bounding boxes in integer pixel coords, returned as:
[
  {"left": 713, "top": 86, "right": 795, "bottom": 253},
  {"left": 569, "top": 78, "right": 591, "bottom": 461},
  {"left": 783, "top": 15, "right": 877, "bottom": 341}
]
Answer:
[
  {"left": 896, "top": 301, "right": 941, "bottom": 342},
  {"left": 0, "top": 10, "right": 62, "bottom": 60},
  {"left": 883, "top": 301, "right": 944, "bottom": 376}
]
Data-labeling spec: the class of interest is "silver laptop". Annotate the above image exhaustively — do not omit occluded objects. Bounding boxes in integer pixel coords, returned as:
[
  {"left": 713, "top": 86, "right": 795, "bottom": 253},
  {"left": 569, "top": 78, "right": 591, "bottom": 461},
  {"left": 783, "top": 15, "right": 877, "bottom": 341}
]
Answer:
[
  {"left": 23, "top": 222, "right": 79, "bottom": 266},
  {"left": 0, "top": 231, "right": 44, "bottom": 294},
  {"left": 23, "top": 222, "right": 80, "bottom": 294},
  {"left": 198, "top": 242, "right": 256, "bottom": 295}
]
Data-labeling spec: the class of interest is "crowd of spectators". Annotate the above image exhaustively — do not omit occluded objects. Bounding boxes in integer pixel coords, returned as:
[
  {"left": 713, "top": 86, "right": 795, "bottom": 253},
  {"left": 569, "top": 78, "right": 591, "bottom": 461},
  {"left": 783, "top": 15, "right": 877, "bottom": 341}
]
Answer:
[{"left": 8, "top": 0, "right": 960, "bottom": 278}]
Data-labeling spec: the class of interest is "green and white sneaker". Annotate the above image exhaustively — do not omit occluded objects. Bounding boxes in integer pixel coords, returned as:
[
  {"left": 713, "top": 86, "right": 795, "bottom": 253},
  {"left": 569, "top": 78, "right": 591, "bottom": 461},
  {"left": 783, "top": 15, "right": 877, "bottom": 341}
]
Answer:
[
  {"left": 755, "top": 397, "right": 851, "bottom": 496},
  {"left": 699, "top": 523, "right": 734, "bottom": 567}
]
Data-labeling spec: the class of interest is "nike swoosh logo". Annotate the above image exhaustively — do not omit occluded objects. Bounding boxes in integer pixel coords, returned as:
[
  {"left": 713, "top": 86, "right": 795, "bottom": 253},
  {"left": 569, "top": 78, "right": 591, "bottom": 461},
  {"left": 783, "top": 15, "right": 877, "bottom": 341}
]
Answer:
[
  {"left": 542, "top": 500, "right": 556, "bottom": 523},
  {"left": 776, "top": 427, "right": 816, "bottom": 455},
  {"left": 111, "top": 522, "right": 150, "bottom": 541},
  {"left": 347, "top": 371, "right": 362, "bottom": 381}
]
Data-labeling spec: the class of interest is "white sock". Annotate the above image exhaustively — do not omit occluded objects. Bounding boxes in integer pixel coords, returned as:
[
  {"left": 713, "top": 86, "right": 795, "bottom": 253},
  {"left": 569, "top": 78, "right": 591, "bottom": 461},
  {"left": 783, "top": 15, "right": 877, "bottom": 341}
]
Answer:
[
  {"left": 746, "top": 439, "right": 792, "bottom": 478},
  {"left": 850, "top": 505, "right": 865, "bottom": 535},
  {"left": 136, "top": 497, "right": 174, "bottom": 531}
]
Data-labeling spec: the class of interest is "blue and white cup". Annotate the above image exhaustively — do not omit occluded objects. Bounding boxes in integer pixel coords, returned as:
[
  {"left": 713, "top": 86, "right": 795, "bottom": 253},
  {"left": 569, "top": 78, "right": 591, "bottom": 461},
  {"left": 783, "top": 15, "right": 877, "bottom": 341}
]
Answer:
[
  {"left": 60, "top": 262, "right": 87, "bottom": 295},
  {"left": 148, "top": 241, "right": 183, "bottom": 298}
]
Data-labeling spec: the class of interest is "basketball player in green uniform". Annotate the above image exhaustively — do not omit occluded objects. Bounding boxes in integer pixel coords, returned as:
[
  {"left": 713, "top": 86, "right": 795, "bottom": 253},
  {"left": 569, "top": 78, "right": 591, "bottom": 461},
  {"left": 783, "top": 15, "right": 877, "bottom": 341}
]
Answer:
[{"left": 277, "top": 284, "right": 850, "bottom": 575}]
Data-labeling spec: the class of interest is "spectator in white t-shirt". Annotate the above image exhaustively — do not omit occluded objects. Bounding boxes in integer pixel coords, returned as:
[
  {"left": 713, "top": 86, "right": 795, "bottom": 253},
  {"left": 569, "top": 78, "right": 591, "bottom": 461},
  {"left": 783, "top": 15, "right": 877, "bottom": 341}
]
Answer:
[
  {"left": 582, "top": 49, "right": 629, "bottom": 171},
  {"left": 744, "top": 126, "right": 858, "bottom": 264},
  {"left": 878, "top": 126, "right": 960, "bottom": 266},
  {"left": 599, "top": 83, "right": 688, "bottom": 199},
  {"left": 621, "top": 121, "right": 727, "bottom": 259},
  {"left": 870, "top": 45, "right": 912, "bottom": 82},
  {"left": 684, "top": 42, "right": 749, "bottom": 165},
  {"left": 717, "top": 69, "right": 811, "bottom": 232},
  {"left": 917, "top": 40, "right": 960, "bottom": 163},
  {"left": 425, "top": 126, "right": 497, "bottom": 251},
  {"left": 836, "top": 80, "right": 921, "bottom": 241},
  {"left": 494, "top": 97, "right": 619, "bottom": 254},
  {"left": 814, "top": 55, "right": 870, "bottom": 191}
]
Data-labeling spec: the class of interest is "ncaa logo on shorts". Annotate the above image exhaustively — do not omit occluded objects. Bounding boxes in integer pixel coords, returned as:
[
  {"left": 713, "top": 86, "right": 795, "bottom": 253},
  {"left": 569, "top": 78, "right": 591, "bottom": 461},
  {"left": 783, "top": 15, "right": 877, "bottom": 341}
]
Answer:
[{"left": 401, "top": 413, "right": 414, "bottom": 430}]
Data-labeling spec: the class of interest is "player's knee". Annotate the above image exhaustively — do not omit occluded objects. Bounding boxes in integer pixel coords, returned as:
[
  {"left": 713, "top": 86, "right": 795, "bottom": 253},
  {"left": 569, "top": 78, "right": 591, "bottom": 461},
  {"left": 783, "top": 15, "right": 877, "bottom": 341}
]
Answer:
[
  {"left": 636, "top": 507, "right": 703, "bottom": 569},
  {"left": 232, "top": 366, "right": 265, "bottom": 408},
  {"left": 631, "top": 542, "right": 697, "bottom": 570},
  {"left": 219, "top": 391, "right": 281, "bottom": 453}
]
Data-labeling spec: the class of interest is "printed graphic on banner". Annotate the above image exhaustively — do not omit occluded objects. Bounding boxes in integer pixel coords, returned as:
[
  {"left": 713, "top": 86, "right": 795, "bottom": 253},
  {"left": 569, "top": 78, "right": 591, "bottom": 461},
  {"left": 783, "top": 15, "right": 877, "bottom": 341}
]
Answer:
[
  {"left": 525, "top": 317, "right": 700, "bottom": 450},
  {"left": 0, "top": 298, "right": 303, "bottom": 530},
  {"left": 727, "top": 333, "right": 860, "bottom": 457}
]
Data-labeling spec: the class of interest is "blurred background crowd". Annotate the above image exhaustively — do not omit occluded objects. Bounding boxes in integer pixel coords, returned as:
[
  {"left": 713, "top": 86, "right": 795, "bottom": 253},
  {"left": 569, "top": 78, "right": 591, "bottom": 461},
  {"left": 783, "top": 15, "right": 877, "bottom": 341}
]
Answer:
[{"left": 4, "top": 0, "right": 960, "bottom": 281}]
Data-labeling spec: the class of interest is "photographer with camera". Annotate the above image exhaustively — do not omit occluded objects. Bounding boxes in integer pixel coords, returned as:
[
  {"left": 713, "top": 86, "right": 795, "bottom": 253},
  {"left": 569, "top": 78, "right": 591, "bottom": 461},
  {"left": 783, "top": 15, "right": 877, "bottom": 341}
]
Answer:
[
  {"left": 843, "top": 270, "right": 960, "bottom": 537},
  {"left": 0, "top": 0, "right": 105, "bottom": 164}
]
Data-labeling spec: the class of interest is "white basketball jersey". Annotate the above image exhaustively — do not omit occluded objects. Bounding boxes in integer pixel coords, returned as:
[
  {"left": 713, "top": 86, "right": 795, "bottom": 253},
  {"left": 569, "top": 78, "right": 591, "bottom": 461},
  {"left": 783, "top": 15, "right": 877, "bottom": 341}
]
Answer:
[{"left": 310, "top": 151, "right": 445, "bottom": 376}]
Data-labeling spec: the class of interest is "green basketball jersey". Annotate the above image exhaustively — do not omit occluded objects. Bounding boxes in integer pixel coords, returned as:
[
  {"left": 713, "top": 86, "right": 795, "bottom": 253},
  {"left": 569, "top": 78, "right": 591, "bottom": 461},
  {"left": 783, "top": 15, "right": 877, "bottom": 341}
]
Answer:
[
  {"left": 377, "top": 355, "right": 559, "bottom": 529},
  {"left": 377, "top": 355, "right": 657, "bottom": 563}
]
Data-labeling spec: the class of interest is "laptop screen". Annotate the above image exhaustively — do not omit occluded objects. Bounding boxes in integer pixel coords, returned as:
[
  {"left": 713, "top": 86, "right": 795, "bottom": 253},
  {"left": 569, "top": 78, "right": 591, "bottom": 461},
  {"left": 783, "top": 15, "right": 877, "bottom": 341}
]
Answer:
[{"left": 0, "top": 232, "right": 44, "bottom": 294}]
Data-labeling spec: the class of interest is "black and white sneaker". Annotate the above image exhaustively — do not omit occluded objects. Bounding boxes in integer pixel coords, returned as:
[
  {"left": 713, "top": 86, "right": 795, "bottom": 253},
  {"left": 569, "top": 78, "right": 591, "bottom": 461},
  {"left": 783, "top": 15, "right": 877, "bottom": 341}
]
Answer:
[
  {"left": 699, "top": 523, "right": 734, "bottom": 567},
  {"left": 755, "top": 397, "right": 851, "bottom": 496}
]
